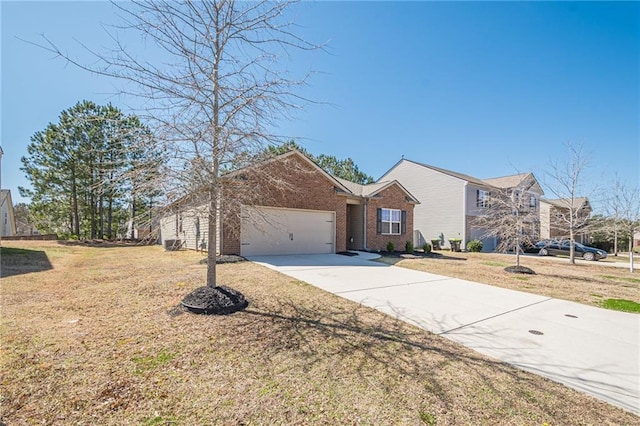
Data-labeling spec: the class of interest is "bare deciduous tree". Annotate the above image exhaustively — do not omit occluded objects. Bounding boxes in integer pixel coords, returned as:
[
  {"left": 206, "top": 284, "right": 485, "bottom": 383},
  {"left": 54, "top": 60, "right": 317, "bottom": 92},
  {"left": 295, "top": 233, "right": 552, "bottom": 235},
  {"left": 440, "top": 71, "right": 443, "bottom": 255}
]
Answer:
[
  {"left": 542, "top": 142, "right": 593, "bottom": 264},
  {"left": 38, "top": 1, "right": 319, "bottom": 299},
  {"left": 606, "top": 178, "right": 640, "bottom": 272},
  {"left": 473, "top": 176, "right": 541, "bottom": 270}
]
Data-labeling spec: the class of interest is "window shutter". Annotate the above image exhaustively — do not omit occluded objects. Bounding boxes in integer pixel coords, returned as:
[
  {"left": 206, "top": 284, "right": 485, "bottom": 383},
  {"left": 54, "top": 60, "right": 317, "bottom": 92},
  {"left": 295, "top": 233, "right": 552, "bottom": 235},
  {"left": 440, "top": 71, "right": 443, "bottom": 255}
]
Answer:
[
  {"left": 376, "top": 208, "right": 382, "bottom": 234},
  {"left": 401, "top": 210, "right": 407, "bottom": 234}
]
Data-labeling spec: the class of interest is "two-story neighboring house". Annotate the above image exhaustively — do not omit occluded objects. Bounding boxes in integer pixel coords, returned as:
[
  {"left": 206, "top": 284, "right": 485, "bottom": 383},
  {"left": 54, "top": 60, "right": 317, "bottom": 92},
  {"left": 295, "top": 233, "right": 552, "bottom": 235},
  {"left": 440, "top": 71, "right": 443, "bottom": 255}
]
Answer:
[
  {"left": 539, "top": 197, "right": 591, "bottom": 244},
  {"left": 379, "top": 159, "right": 543, "bottom": 251},
  {"left": 0, "top": 190, "right": 17, "bottom": 238}
]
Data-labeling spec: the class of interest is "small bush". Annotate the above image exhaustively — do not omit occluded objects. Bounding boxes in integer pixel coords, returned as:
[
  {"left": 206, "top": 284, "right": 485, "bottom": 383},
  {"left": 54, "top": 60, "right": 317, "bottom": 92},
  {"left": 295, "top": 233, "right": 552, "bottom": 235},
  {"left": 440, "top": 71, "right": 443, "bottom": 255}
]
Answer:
[
  {"left": 405, "top": 240, "right": 414, "bottom": 253},
  {"left": 386, "top": 241, "right": 395, "bottom": 252},
  {"left": 467, "top": 239, "right": 483, "bottom": 252},
  {"left": 422, "top": 242, "right": 431, "bottom": 254}
]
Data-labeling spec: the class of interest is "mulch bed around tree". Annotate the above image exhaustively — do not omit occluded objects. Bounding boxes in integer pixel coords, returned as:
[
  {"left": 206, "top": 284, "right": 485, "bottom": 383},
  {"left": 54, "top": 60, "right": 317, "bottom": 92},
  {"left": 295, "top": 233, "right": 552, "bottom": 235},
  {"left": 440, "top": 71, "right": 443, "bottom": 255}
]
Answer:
[
  {"left": 199, "top": 255, "right": 246, "bottom": 264},
  {"left": 382, "top": 251, "right": 456, "bottom": 259},
  {"left": 181, "top": 285, "right": 248, "bottom": 315},
  {"left": 504, "top": 265, "right": 536, "bottom": 274},
  {"left": 337, "top": 251, "right": 359, "bottom": 256}
]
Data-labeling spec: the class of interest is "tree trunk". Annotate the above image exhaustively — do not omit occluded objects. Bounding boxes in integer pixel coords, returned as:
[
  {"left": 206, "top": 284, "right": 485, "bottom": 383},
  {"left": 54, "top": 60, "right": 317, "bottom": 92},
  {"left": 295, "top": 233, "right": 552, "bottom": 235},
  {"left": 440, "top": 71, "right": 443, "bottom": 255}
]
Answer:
[
  {"left": 89, "top": 156, "right": 96, "bottom": 239},
  {"left": 629, "top": 238, "right": 634, "bottom": 273},
  {"left": 568, "top": 211, "right": 576, "bottom": 264},
  {"left": 98, "top": 189, "right": 104, "bottom": 239},
  {"left": 107, "top": 196, "right": 113, "bottom": 239},
  {"left": 71, "top": 165, "right": 80, "bottom": 237},
  {"left": 206, "top": 193, "right": 218, "bottom": 288},
  {"left": 130, "top": 197, "right": 136, "bottom": 240},
  {"left": 206, "top": 6, "right": 221, "bottom": 289}
]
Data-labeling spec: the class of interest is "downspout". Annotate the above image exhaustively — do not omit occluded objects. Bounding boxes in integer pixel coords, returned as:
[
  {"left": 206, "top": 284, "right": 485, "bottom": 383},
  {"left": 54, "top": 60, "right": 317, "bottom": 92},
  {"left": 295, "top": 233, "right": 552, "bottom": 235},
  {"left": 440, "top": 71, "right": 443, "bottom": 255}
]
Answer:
[
  {"left": 363, "top": 200, "right": 368, "bottom": 251},
  {"left": 462, "top": 182, "right": 468, "bottom": 250}
]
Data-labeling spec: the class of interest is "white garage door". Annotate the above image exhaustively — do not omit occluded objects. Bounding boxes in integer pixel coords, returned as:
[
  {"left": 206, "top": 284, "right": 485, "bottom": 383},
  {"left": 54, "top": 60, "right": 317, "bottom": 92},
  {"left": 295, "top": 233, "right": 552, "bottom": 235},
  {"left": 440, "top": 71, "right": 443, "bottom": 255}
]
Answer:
[{"left": 241, "top": 206, "right": 335, "bottom": 256}]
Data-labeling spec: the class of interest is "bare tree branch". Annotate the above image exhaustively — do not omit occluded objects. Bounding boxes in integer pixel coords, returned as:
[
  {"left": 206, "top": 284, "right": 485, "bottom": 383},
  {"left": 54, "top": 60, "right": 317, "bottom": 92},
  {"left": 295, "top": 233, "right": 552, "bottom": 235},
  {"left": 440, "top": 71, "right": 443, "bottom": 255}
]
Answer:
[
  {"left": 30, "top": 0, "right": 322, "bottom": 287},
  {"left": 542, "top": 142, "right": 594, "bottom": 264}
]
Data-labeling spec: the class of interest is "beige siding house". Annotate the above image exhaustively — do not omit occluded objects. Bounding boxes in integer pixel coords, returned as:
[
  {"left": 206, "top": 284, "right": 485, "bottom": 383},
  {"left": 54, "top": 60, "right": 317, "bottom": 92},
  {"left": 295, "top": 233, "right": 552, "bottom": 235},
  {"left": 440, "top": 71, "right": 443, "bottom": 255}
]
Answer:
[
  {"left": 0, "top": 190, "right": 17, "bottom": 238},
  {"left": 380, "top": 159, "right": 543, "bottom": 251},
  {"left": 160, "top": 204, "right": 214, "bottom": 252}
]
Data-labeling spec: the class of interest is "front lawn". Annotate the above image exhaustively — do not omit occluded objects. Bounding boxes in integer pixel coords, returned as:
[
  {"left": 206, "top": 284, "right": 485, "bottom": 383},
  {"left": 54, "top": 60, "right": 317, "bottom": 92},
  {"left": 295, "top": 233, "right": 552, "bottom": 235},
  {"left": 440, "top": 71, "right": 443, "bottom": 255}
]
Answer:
[
  {"left": 1, "top": 241, "right": 637, "bottom": 424},
  {"left": 379, "top": 251, "right": 639, "bottom": 310}
]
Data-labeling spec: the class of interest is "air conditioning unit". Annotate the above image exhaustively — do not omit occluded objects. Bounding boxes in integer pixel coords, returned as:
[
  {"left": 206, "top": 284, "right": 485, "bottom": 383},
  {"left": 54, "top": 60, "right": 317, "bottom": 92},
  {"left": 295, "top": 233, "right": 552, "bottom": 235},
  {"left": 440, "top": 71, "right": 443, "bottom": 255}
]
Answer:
[{"left": 163, "top": 239, "right": 181, "bottom": 251}]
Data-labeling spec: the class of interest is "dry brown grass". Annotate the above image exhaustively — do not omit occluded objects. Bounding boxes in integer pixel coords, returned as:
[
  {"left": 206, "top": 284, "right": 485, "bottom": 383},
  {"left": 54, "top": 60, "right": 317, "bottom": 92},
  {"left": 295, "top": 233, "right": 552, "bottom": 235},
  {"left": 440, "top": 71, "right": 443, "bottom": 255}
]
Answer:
[
  {"left": 1, "top": 241, "right": 638, "bottom": 425},
  {"left": 380, "top": 252, "right": 640, "bottom": 309}
]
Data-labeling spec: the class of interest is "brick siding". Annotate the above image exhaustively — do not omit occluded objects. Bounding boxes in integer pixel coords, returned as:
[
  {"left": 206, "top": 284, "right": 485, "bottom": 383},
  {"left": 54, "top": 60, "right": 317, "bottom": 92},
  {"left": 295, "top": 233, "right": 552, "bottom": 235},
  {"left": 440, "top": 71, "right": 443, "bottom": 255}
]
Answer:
[
  {"left": 366, "top": 185, "right": 414, "bottom": 252},
  {"left": 221, "top": 155, "right": 347, "bottom": 255}
]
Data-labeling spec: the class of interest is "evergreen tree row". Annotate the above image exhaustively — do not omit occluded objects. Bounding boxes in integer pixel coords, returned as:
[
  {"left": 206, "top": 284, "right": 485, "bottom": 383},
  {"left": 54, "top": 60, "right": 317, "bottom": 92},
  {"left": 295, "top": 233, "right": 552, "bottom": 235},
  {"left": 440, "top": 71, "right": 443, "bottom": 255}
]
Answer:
[{"left": 20, "top": 100, "right": 162, "bottom": 239}]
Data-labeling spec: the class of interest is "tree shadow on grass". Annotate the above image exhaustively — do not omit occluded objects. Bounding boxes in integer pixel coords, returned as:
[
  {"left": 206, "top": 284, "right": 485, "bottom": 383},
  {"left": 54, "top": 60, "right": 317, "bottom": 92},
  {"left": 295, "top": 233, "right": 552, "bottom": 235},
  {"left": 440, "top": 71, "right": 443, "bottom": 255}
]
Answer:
[
  {"left": 230, "top": 297, "right": 633, "bottom": 423},
  {"left": 0, "top": 246, "right": 53, "bottom": 277},
  {"left": 56, "top": 240, "right": 157, "bottom": 249},
  {"left": 536, "top": 272, "right": 614, "bottom": 285}
]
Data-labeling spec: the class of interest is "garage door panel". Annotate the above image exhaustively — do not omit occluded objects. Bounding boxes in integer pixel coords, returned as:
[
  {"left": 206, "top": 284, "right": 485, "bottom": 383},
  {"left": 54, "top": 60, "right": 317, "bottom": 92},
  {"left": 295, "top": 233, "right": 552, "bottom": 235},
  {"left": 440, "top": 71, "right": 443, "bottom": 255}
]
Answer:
[{"left": 241, "top": 206, "right": 335, "bottom": 256}]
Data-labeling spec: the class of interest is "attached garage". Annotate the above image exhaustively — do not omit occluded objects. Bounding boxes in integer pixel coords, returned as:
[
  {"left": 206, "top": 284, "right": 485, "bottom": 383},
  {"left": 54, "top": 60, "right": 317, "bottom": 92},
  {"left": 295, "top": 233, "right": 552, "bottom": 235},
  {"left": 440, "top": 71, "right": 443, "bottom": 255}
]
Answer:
[
  {"left": 469, "top": 227, "right": 496, "bottom": 252},
  {"left": 240, "top": 206, "right": 335, "bottom": 256}
]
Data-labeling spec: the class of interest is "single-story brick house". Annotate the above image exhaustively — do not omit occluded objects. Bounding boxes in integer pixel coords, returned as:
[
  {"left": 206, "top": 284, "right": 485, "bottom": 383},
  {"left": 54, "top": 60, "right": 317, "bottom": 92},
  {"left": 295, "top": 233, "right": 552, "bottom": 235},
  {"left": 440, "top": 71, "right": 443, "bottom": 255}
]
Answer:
[{"left": 159, "top": 150, "right": 418, "bottom": 256}]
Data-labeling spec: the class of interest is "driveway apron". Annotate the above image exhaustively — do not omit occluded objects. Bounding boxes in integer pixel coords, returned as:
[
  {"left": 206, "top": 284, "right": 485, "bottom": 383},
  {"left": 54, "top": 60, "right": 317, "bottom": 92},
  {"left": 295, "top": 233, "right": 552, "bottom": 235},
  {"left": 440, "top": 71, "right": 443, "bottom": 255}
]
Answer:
[{"left": 248, "top": 253, "right": 640, "bottom": 415}]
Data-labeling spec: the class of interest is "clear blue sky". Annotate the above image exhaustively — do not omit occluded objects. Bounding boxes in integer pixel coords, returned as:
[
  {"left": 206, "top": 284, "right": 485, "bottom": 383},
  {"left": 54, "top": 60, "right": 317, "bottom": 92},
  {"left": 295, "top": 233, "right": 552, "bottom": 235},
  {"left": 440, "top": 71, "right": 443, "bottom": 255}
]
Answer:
[{"left": 2, "top": 1, "right": 639, "bottom": 212}]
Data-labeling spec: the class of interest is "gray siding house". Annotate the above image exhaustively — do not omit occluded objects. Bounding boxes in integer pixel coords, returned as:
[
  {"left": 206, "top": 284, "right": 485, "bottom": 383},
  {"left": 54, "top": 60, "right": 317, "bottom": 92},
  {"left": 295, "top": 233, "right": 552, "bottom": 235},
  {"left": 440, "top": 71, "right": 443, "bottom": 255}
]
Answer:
[
  {"left": 539, "top": 197, "right": 591, "bottom": 244},
  {"left": 379, "top": 159, "right": 543, "bottom": 252}
]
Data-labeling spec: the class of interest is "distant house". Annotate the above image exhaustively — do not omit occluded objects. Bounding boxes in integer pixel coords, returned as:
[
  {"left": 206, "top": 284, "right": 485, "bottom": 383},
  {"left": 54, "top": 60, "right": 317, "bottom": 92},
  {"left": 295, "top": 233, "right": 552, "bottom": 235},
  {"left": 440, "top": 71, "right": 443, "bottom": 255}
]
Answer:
[
  {"left": 159, "top": 150, "right": 419, "bottom": 256},
  {"left": 15, "top": 217, "right": 39, "bottom": 236},
  {"left": 379, "top": 159, "right": 543, "bottom": 251},
  {"left": 0, "top": 189, "right": 17, "bottom": 238},
  {"left": 539, "top": 197, "right": 592, "bottom": 244}
]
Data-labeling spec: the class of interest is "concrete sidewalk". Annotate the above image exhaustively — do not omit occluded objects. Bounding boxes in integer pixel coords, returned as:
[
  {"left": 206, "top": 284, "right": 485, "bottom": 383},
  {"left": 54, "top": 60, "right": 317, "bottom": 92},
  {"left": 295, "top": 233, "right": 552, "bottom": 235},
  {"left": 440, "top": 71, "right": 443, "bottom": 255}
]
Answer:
[{"left": 249, "top": 253, "right": 640, "bottom": 415}]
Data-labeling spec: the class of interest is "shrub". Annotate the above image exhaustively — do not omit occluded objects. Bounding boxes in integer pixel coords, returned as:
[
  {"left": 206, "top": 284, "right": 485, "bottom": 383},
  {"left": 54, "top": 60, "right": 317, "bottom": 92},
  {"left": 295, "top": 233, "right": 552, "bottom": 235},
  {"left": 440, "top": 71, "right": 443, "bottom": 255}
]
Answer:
[
  {"left": 467, "top": 239, "right": 483, "bottom": 252},
  {"left": 422, "top": 242, "right": 431, "bottom": 254},
  {"left": 405, "top": 240, "right": 414, "bottom": 253},
  {"left": 386, "top": 241, "right": 395, "bottom": 252}
]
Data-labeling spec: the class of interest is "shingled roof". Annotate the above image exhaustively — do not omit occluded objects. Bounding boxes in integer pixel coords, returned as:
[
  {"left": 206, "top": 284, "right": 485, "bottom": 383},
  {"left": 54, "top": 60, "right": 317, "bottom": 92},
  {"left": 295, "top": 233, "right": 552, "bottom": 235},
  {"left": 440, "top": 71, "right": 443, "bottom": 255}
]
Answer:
[{"left": 541, "top": 197, "right": 590, "bottom": 210}]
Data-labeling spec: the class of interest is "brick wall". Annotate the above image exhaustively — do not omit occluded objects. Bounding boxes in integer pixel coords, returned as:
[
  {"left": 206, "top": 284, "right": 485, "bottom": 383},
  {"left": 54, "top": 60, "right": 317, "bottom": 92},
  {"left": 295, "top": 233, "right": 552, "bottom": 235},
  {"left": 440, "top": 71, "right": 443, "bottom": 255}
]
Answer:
[
  {"left": 221, "top": 154, "right": 348, "bottom": 255},
  {"left": 366, "top": 185, "right": 414, "bottom": 252}
]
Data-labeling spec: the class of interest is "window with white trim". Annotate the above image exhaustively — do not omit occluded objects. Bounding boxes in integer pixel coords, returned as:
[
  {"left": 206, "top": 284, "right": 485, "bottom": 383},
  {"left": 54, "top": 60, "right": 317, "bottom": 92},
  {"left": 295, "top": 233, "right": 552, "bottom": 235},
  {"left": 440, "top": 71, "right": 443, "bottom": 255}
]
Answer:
[
  {"left": 476, "top": 190, "right": 491, "bottom": 208},
  {"left": 381, "top": 208, "right": 401, "bottom": 235}
]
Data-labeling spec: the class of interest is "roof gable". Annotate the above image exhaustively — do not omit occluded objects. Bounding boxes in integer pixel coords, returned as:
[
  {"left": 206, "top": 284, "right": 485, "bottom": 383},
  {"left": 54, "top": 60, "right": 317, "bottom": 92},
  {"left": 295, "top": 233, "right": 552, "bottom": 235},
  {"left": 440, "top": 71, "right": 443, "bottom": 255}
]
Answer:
[
  {"left": 541, "top": 197, "right": 590, "bottom": 210},
  {"left": 226, "top": 149, "right": 353, "bottom": 194},
  {"left": 381, "top": 158, "right": 490, "bottom": 187},
  {"left": 335, "top": 177, "right": 419, "bottom": 203},
  {"left": 482, "top": 172, "right": 544, "bottom": 195},
  {"left": 380, "top": 158, "right": 543, "bottom": 195}
]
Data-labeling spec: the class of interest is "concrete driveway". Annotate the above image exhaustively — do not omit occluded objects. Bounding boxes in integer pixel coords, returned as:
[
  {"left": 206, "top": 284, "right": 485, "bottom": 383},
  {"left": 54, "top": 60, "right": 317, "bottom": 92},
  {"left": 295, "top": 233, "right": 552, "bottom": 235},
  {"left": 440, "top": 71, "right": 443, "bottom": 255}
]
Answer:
[{"left": 248, "top": 253, "right": 640, "bottom": 415}]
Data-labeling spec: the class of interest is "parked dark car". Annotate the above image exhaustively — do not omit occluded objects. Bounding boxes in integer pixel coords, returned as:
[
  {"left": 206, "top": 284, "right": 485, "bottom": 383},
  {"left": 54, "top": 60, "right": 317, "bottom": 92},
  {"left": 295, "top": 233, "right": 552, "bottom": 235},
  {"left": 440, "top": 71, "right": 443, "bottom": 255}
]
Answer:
[{"left": 534, "top": 240, "right": 607, "bottom": 261}]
